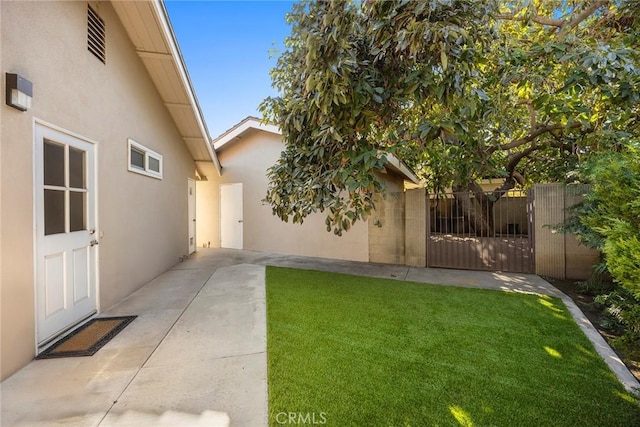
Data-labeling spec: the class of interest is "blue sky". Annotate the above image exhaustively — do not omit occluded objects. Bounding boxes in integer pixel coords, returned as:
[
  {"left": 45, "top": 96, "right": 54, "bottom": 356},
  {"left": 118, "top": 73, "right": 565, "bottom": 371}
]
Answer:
[{"left": 164, "top": 1, "right": 295, "bottom": 138}]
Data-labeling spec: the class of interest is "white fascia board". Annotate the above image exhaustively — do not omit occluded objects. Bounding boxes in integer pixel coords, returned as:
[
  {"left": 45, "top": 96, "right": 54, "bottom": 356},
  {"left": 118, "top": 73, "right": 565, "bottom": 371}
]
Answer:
[
  {"left": 213, "top": 118, "right": 282, "bottom": 151},
  {"left": 152, "top": 0, "right": 221, "bottom": 175}
]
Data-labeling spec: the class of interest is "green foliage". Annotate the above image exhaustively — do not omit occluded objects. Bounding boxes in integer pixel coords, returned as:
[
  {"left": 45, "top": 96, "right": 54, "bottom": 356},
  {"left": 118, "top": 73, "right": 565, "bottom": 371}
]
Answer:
[
  {"left": 262, "top": 0, "right": 640, "bottom": 233},
  {"left": 603, "top": 222, "right": 640, "bottom": 295},
  {"left": 575, "top": 266, "right": 617, "bottom": 295},
  {"left": 567, "top": 138, "right": 640, "bottom": 361},
  {"left": 571, "top": 142, "right": 640, "bottom": 296},
  {"left": 594, "top": 288, "right": 640, "bottom": 358}
]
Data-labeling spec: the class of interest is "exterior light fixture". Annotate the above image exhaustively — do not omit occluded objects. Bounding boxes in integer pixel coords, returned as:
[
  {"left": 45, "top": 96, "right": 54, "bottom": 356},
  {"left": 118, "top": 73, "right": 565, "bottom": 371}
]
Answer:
[{"left": 5, "top": 73, "right": 33, "bottom": 111}]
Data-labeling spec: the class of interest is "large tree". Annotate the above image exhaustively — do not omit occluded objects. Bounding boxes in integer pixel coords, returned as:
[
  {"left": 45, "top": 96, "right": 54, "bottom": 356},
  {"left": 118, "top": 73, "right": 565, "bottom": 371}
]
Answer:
[{"left": 261, "top": 0, "right": 640, "bottom": 235}]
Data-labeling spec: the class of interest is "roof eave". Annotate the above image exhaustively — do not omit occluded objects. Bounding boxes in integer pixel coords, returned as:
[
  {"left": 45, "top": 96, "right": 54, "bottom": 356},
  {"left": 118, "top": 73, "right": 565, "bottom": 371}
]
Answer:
[
  {"left": 383, "top": 153, "right": 421, "bottom": 185},
  {"left": 153, "top": 0, "right": 221, "bottom": 175},
  {"left": 213, "top": 116, "right": 281, "bottom": 151},
  {"left": 112, "top": 0, "right": 221, "bottom": 177}
]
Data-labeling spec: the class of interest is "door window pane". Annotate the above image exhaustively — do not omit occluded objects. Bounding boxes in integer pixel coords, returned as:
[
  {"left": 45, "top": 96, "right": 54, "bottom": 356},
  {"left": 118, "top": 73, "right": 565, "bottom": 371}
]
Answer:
[
  {"left": 69, "top": 148, "right": 85, "bottom": 189},
  {"left": 69, "top": 191, "right": 86, "bottom": 232},
  {"left": 44, "top": 141, "right": 65, "bottom": 186},
  {"left": 44, "top": 189, "right": 65, "bottom": 235}
]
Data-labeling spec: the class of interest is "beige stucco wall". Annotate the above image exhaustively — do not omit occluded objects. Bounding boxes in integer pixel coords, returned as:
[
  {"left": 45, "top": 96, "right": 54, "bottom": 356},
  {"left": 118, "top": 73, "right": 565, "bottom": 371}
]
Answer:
[
  {"left": 195, "top": 161, "right": 220, "bottom": 249},
  {"left": 0, "top": 5, "right": 3, "bottom": 385},
  {"left": 1, "top": 1, "right": 195, "bottom": 380},
  {"left": 197, "top": 129, "right": 369, "bottom": 261},
  {"left": 404, "top": 188, "right": 427, "bottom": 267},
  {"left": 368, "top": 171, "right": 406, "bottom": 265},
  {"left": 533, "top": 183, "right": 599, "bottom": 280}
]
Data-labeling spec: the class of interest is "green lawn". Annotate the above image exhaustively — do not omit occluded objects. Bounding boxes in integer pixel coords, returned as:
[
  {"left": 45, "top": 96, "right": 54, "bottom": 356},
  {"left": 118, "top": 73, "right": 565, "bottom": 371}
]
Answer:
[{"left": 266, "top": 267, "right": 640, "bottom": 426}]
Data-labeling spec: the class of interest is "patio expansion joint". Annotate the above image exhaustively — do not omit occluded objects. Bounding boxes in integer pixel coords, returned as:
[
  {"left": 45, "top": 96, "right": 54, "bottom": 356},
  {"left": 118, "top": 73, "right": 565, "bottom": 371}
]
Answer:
[{"left": 96, "top": 267, "right": 219, "bottom": 425}]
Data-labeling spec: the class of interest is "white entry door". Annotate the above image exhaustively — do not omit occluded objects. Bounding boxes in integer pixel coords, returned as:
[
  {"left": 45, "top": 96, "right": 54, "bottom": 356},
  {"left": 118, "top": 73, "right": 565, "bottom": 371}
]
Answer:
[
  {"left": 34, "top": 123, "right": 98, "bottom": 345},
  {"left": 188, "top": 178, "right": 196, "bottom": 254},
  {"left": 220, "top": 183, "right": 243, "bottom": 249}
]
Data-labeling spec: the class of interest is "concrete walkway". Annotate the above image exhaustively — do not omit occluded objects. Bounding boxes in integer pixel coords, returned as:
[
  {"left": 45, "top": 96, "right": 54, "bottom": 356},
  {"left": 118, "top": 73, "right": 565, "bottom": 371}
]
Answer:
[{"left": 1, "top": 248, "right": 638, "bottom": 426}]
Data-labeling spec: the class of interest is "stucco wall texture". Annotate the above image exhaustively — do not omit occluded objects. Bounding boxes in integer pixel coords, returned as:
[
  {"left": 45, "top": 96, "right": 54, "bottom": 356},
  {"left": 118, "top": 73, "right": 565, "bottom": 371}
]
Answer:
[
  {"left": 1, "top": 1, "right": 195, "bottom": 380},
  {"left": 198, "top": 129, "right": 372, "bottom": 262}
]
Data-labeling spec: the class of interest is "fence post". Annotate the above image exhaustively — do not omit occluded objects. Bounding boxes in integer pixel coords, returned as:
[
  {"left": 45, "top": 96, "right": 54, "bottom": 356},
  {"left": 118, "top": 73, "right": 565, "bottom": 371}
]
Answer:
[
  {"left": 532, "top": 183, "right": 600, "bottom": 279},
  {"left": 533, "top": 183, "right": 567, "bottom": 278},
  {"left": 405, "top": 188, "right": 427, "bottom": 267}
]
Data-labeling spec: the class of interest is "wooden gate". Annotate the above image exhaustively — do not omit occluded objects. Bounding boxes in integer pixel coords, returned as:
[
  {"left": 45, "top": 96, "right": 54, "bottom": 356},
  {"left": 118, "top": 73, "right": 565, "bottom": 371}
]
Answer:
[{"left": 426, "top": 190, "right": 534, "bottom": 273}]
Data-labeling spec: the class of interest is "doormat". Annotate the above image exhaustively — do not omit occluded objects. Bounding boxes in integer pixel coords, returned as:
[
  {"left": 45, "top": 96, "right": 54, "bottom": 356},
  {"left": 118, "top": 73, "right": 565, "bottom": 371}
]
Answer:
[{"left": 37, "top": 316, "right": 137, "bottom": 359}]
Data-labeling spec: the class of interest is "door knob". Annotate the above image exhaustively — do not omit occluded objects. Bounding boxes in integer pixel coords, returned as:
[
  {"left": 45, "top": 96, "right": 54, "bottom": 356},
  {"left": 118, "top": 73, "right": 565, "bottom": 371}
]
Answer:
[
  {"left": 90, "top": 240, "right": 99, "bottom": 247},
  {"left": 238, "top": 220, "right": 243, "bottom": 223}
]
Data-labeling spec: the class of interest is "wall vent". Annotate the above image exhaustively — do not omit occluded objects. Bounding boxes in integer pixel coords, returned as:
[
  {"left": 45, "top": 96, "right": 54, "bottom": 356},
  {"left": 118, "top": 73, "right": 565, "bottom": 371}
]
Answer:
[{"left": 87, "top": 5, "right": 105, "bottom": 63}]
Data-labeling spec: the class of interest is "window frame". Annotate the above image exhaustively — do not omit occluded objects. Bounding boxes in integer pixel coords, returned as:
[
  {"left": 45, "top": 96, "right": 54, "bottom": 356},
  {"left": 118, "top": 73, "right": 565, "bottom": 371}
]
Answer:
[{"left": 127, "top": 139, "right": 163, "bottom": 180}]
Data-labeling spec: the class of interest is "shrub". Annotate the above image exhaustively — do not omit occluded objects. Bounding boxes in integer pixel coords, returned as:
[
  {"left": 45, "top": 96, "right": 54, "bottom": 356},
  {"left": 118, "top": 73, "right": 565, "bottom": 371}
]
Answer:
[
  {"left": 572, "top": 142, "right": 640, "bottom": 297},
  {"left": 568, "top": 141, "right": 640, "bottom": 354},
  {"left": 576, "top": 265, "right": 617, "bottom": 295},
  {"left": 594, "top": 288, "right": 640, "bottom": 358}
]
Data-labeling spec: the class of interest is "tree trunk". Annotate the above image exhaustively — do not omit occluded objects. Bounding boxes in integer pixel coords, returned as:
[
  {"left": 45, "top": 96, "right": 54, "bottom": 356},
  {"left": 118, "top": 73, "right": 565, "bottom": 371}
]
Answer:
[{"left": 453, "top": 184, "right": 495, "bottom": 237}]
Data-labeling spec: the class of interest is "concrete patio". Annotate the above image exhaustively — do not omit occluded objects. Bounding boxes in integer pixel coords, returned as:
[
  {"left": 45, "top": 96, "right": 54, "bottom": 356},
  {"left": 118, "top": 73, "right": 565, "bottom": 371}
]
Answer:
[{"left": 1, "top": 248, "right": 638, "bottom": 426}]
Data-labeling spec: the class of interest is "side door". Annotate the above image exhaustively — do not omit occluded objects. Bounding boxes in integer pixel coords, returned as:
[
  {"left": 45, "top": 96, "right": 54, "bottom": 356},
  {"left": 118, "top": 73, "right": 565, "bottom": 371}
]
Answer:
[
  {"left": 188, "top": 178, "right": 196, "bottom": 254},
  {"left": 34, "top": 123, "right": 98, "bottom": 345},
  {"left": 220, "top": 183, "right": 243, "bottom": 249}
]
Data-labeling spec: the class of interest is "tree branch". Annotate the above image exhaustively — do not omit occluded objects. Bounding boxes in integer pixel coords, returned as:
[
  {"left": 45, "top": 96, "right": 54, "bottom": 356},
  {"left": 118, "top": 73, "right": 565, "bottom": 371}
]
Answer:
[
  {"left": 499, "top": 138, "right": 573, "bottom": 196},
  {"left": 495, "top": 13, "right": 565, "bottom": 28},
  {"left": 491, "top": 177, "right": 517, "bottom": 199},
  {"left": 562, "top": 0, "right": 609, "bottom": 34},
  {"left": 507, "top": 145, "right": 537, "bottom": 173},
  {"left": 494, "top": 135, "right": 574, "bottom": 199},
  {"left": 512, "top": 171, "right": 525, "bottom": 185},
  {"left": 494, "top": 122, "right": 581, "bottom": 152},
  {"left": 516, "top": 99, "right": 537, "bottom": 129},
  {"left": 496, "top": 1, "right": 609, "bottom": 37},
  {"left": 493, "top": 124, "right": 561, "bottom": 152}
]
